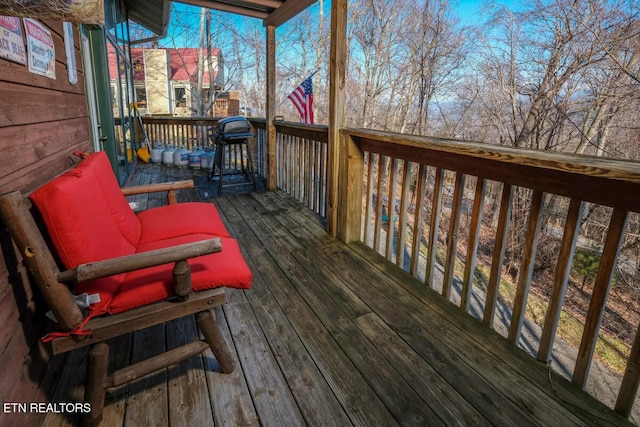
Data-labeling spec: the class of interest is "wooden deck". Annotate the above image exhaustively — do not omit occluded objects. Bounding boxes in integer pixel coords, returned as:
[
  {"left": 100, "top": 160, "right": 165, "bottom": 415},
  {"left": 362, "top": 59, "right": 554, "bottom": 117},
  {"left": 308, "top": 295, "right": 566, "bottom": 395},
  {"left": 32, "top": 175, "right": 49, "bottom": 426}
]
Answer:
[{"left": 43, "top": 164, "right": 633, "bottom": 427}]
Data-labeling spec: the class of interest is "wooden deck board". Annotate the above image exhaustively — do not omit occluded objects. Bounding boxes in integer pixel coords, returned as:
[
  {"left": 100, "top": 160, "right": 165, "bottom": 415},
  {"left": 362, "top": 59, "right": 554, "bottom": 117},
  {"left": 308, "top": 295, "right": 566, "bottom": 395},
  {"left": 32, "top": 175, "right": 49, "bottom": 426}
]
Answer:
[
  {"left": 124, "top": 324, "right": 169, "bottom": 427},
  {"left": 201, "top": 306, "right": 260, "bottom": 427},
  {"left": 217, "top": 195, "right": 396, "bottom": 427},
  {"left": 43, "top": 164, "right": 633, "bottom": 427},
  {"left": 225, "top": 194, "right": 445, "bottom": 426}
]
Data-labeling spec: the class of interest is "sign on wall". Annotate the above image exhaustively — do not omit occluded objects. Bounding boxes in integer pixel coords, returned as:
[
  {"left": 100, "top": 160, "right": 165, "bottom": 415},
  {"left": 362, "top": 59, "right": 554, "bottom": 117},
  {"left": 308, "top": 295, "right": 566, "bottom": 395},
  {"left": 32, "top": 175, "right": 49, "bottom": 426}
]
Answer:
[
  {"left": 0, "top": 16, "right": 26, "bottom": 64},
  {"left": 24, "top": 18, "right": 55, "bottom": 79},
  {"left": 63, "top": 22, "right": 77, "bottom": 84}
]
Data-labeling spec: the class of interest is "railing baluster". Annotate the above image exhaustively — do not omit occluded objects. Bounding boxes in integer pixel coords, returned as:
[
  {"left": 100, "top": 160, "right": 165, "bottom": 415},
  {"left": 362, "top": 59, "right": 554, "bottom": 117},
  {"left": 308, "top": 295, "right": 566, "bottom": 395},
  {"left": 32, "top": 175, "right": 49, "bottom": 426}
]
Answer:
[
  {"left": 304, "top": 138, "right": 309, "bottom": 207},
  {"left": 315, "top": 140, "right": 321, "bottom": 214},
  {"left": 410, "top": 164, "right": 428, "bottom": 277},
  {"left": 616, "top": 317, "right": 640, "bottom": 417},
  {"left": 396, "top": 161, "right": 411, "bottom": 270},
  {"left": 291, "top": 136, "right": 296, "bottom": 199},
  {"left": 373, "top": 154, "right": 384, "bottom": 254},
  {"left": 443, "top": 172, "right": 466, "bottom": 299},
  {"left": 573, "top": 208, "right": 628, "bottom": 388},
  {"left": 386, "top": 158, "right": 399, "bottom": 261},
  {"left": 538, "top": 198, "right": 584, "bottom": 362},
  {"left": 321, "top": 141, "right": 327, "bottom": 217},
  {"left": 281, "top": 134, "right": 286, "bottom": 192},
  {"left": 364, "top": 152, "right": 375, "bottom": 245},
  {"left": 287, "top": 135, "right": 292, "bottom": 194},
  {"left": 508, "top": 190, "right": 546, "bottom": 344},
  {"left": 298, "top": 137, "right": 303, "bottom": 202},
  {"left": 425, "top": 167, "right": 444, "bottom": 288},
  {"left": 299, "top": 137, "right": 304, "bottom": 203},
  {"left": 282, "top": 134, "right": 288, "bottom": 192},
  {"left": 309, "top": 139, "right": 316, "bottom": 212},
  {"left": 461, "top": 177, "right": 486, "bottom": 312},
  {"left": 484, "top": 183, "right": 514, "bottom": 328}
]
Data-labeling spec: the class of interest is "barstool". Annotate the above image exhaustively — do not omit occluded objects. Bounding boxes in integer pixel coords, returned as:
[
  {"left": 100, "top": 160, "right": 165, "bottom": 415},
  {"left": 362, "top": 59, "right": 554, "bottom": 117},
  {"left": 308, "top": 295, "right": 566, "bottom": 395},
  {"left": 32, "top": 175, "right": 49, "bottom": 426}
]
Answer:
[{"left": 209, "top": 130, "right": 256, "bottom": 193}]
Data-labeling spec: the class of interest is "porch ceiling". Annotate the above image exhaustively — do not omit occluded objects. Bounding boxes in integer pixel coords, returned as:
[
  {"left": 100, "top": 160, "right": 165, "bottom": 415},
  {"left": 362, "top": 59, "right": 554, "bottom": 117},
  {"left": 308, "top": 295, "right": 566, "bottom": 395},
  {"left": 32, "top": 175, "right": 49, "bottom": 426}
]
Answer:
[
  {"left": 172, "top": 0, "right": 317, "bottom": 27},
  {"left": 127, "top": 0, "right": 171, "bottom": 37}
]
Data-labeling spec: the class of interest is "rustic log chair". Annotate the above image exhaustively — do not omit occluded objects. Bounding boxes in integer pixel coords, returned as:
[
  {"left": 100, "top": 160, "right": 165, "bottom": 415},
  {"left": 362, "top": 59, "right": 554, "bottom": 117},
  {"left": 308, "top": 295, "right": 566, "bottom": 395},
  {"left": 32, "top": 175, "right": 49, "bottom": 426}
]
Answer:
[{"left": 0, "top": 152, "right": 252, "bottom": 426}]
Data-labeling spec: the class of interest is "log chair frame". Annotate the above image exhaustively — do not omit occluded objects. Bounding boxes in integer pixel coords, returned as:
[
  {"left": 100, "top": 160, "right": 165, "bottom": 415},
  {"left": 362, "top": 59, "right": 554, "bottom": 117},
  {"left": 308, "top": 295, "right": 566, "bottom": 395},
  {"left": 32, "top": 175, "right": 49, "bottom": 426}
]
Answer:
[{"left": 0, "top": 180, "right": 235, "bottom": 427}]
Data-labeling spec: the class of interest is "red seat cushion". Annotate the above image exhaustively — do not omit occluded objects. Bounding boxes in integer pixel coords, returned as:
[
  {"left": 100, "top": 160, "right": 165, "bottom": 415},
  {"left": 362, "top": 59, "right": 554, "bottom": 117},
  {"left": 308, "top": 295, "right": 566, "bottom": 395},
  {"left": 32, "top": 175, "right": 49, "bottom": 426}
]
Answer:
[
  {"left": 74, "top": 151, "right": 141, "bottom": 246},
  {"left": 136, "top": 202, "right": 230, "bottom": 243},
  {"left": 109, "top": 235, "right": 252, "bottom": 313}
]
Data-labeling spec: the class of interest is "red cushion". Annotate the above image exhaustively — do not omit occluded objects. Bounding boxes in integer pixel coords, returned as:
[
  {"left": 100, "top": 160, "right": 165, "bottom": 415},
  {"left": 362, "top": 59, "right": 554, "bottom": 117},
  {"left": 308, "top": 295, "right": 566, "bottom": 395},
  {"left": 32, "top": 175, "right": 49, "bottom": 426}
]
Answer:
[
  {"left": 109, "top": 235, "right": 252, "bottom": 313},
  {"left": 136, "top": 202, "right": 230, "bottom": 243},
  {"left": 74, "top": 151, "right": 141, "bottom": 245},
  {"left": 29, "top": 165, "right": 135, "bottom": 316}
]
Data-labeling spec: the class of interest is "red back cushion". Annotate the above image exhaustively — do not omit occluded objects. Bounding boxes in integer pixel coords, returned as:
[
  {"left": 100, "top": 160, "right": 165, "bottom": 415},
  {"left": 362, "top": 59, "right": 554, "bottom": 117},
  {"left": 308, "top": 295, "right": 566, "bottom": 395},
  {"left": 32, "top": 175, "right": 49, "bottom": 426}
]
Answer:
[
  {"left": 74, "top": 151, "right": 141, "bottom": 245},
  {"left": 29, "top": 164, "right": 135, "bottom": 316}
]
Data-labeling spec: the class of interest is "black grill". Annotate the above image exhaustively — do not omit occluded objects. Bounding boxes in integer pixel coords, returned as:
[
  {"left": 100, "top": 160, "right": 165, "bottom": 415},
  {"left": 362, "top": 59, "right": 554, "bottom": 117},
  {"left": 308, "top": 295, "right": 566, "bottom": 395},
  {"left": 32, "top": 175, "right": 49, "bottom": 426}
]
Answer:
[{"left": 209, "top": 116, "right": 254, "bottom": 142}]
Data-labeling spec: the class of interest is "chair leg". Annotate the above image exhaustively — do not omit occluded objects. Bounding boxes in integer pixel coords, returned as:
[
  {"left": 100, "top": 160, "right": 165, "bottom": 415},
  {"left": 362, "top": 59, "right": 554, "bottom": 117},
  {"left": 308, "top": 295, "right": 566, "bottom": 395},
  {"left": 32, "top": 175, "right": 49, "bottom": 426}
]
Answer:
[
  {"left": 83, "top": 342, "right": 109, "bottom": 427},
  {"left": 196, "top": 310, "right": 234, "bottom": 374}
]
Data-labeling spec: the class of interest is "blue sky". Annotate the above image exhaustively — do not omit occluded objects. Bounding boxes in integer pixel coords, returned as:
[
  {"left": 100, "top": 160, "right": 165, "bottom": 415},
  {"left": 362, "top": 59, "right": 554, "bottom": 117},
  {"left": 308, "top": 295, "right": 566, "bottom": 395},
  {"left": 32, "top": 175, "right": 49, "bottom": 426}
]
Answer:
[
  {"left": 456, "top": 0, "right": 489, "bottom": 23},
  {"left": 162, "top": 0, "right": 521, "bottom": 48}
]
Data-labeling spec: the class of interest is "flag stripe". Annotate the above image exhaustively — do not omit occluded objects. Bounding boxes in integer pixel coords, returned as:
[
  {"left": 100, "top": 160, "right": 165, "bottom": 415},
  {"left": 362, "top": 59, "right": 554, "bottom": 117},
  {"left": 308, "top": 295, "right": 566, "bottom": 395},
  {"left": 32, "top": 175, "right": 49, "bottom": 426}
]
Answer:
[{"left": 287, "top": 74, "right": 314, "bottom": 124}]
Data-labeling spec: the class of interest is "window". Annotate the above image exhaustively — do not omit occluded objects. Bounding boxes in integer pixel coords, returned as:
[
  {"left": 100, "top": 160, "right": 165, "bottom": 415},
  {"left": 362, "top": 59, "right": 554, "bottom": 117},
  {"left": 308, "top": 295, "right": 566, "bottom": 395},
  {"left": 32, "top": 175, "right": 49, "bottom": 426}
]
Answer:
[
  {"left": 135, "top": 86, "right": 146, "bottom": 107},
  {"left": 175, "top": 87, "right": 186, "bottom": 108}
]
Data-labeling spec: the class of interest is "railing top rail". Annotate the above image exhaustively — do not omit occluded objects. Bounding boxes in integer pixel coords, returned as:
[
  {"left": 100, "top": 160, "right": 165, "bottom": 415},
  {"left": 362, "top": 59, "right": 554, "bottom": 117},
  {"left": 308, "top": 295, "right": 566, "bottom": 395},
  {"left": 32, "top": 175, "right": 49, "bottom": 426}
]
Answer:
[
  {"left": 274, "top": 121, "right": 329, "bottom": 142},
  {"left": 343, "top": 128, "right": 640, "bottom": 212},
  {"left": 248, "top": 118, "right": 266, "bottom": 129},
  {"left": 138, "top": 116, "right": 223, "bottom": 126}
]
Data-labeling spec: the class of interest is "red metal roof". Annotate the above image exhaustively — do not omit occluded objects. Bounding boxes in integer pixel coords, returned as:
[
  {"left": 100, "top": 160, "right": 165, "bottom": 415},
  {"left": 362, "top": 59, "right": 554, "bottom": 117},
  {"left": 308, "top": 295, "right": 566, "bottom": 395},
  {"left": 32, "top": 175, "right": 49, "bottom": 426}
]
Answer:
[{"left": 108, "top": 46, "right": 221, "bottom": 84}]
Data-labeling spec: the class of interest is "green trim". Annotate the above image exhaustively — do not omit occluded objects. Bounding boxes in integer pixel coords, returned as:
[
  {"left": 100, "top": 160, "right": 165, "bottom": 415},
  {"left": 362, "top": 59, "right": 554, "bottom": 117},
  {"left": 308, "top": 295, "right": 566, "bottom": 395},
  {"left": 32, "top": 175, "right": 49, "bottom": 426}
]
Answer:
[{"left": 88, "top": 28, "right": 119, "bottom": 179}]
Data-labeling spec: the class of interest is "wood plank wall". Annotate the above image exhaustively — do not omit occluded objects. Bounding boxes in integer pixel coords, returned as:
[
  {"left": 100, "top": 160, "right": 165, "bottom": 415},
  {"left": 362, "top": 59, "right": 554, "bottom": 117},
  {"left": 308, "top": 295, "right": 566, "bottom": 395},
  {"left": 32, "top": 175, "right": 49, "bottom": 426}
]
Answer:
[{"left": 0, "top": 18, "right": 90, "bottom": 426}]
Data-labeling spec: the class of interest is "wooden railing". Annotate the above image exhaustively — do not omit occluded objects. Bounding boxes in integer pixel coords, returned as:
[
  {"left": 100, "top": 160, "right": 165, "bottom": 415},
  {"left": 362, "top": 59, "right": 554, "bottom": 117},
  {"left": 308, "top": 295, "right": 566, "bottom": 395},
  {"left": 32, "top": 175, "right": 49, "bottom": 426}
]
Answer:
[
  {"left": 250, "top": 119, "right": 329, "bottom": 218},
  {"left": 116, "top": 116, "right": 220, "bottom": 150},
  {"left": 125, "top": 117, "right": 328, "bottom": 219},
  {"left": 339, "top": 128, "right": 640, "bottom": 418}
]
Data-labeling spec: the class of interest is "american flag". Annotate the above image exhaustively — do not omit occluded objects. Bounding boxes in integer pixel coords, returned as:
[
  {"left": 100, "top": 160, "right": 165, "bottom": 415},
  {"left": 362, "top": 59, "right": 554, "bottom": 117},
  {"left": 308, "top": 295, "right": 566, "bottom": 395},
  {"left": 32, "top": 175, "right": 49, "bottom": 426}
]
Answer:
[{"left": 287, "top": 75, "right": 314, "bottom": 124}]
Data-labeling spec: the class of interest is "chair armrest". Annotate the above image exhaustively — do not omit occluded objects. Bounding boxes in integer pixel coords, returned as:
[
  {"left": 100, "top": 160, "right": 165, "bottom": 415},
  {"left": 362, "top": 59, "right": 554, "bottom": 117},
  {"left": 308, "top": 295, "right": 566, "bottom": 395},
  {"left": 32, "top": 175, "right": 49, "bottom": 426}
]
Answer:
[
  {"left": 57, "top": 238, "right": 222, "bottom": 284},
  {"left": 122, "top": 180, "right": 194, "bottom": 204}
]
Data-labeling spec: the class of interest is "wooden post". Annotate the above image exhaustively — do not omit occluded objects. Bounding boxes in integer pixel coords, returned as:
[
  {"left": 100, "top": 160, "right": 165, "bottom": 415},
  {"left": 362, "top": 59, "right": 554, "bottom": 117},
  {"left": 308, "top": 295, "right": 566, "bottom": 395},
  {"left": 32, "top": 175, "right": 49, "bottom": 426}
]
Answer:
[
  {"left": 172, "top": 260, "right": 192, "bottom": 301},
  {"left": 167, "top": 189, "right": 177, "bottom": 205},
  {"left": 327, "top": 0, "right": 347, "bottom": 237},
  {"left": 337, "top": 134, "right": 364, "bottom": 243},
  {"left": 196, "top": 310, "right": 234, "bottom": 374},
  {"left": 84, "top": 342, "right": 109, "bottom": 427},
  {"left": 266, "top": 25, "right": 277, "bottom": 191}
]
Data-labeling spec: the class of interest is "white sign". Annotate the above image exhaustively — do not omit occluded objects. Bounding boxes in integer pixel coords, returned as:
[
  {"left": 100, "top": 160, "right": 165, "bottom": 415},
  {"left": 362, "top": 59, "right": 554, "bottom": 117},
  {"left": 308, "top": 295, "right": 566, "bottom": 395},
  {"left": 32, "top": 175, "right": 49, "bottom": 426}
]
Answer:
[
  {"left": 63, "top": 22, "right": 77, "bottom": 84},
  {"left": 24, "top": 18, "right": 55, "bottom": 79},
  {"left": 0, "top": 16, "right": 26, "bottom": 64}
]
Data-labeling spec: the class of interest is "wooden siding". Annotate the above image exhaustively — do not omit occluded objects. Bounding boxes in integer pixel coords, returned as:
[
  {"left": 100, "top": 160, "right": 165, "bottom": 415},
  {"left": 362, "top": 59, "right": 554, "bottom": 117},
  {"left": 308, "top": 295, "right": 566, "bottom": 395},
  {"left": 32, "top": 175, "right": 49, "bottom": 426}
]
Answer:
[{"left": 0, "top": 18, "right": 90, "bottom": 427}]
